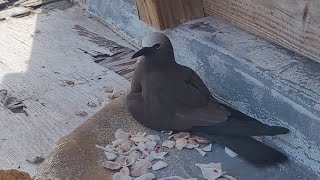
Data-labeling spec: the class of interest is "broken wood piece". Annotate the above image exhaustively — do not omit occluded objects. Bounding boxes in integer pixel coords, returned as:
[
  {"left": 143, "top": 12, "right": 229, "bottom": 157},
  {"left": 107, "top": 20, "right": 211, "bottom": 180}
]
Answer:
[{"left": 135, "top": 0, "right": 205, "bottom": 30}]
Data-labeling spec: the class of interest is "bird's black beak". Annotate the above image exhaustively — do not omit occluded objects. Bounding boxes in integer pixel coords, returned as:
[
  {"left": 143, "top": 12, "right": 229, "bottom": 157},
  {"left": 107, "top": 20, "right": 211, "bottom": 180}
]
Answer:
[{"left": 131, "top": 43, "right": 161, "bottom": 59}]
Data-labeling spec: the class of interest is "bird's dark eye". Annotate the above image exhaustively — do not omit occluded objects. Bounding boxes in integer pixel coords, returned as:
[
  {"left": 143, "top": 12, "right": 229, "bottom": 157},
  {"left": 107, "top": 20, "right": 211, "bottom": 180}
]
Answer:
[{"left": 153, "top": 43, "right": 161, "bottom": 49}]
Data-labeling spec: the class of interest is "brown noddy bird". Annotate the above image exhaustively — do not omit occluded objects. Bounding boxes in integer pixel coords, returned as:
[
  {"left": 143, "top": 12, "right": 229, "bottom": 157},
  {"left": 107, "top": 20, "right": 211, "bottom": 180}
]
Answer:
[{"left": 127, "top": 32, "right": 290, "bottom": 165}]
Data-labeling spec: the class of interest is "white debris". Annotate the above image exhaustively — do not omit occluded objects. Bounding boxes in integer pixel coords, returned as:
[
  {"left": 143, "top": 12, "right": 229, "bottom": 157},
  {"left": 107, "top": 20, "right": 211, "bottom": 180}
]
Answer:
[
  {"left": 145, "top": 135, "right": 161, "bottom": 141},
  {"left": 120, "top": 167, "right": 130, "bottom": 176},
  {"left": 252, "top": 136, "right": 263, "bottom": 142},
  {"left": 175, "top": 138, "right": 188, "bottom": 150},
  {"left": 150, "top": 151, "right": 167, "bottom": 159},
  {"left": 129, "top": 151, "right": 142, "bottom": 160},
  {"left": 131, "top": 137, "right": 149, "bottom": 143},
  {"left": 161, "top": 130, "right": 173, "bottom": 136},
  {"left": 113, "top": 172, "right": 133, "bottom": 180},
  {"left": 202, "top": 144, "right": 212, "bottom": 152},
  {"left": 105, "top": 152, "right": 118, "bottom": 161},
  {"left": 145, "top": 141, "right": 157, "bottom": 151},
  {"left": 162, "top": 140, "right": 176, "bottom": 149},
  {"left": 131, "top": 159, "right": 153, "bottom": 177},
  {"left": 115, "top": 129, "right": 131, "bottom": 140},
  {"left": 173, "top": 132, "right": 190, "bottom": 140},
  {"left": 192, "top": 136, "right": 210, "bottom": 144},
  {"left": 112, "top": 139, "right": 125, "bottom": 147},
  {"left": 224, "top": 147, "right": 238, "bottom": 158},
  {"left": 97, "top": 129, "right": 236, "bottom": 180},
  {"left": 196, "top": 163, "right": 223, "bottom": 180},
  {"left": 195, "top": 148, "right": 206, "bottom": 156},
  {"left": 102, "top": 161, "right": 121, "bottom": 170},
  {"left": 152, "top": 161, "right": 168, "bottom": 170},
  {"left": 134, "top": 173, "right": 156, "bottom": 180},
  {"left": 115, "top": 156, "right": 136, "bottom": 167}
]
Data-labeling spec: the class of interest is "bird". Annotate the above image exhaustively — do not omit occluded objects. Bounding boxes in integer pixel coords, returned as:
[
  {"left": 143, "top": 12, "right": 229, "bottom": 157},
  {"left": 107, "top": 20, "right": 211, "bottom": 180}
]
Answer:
[{"left": 126, "top": 32, "right": 290, "bottom": 165}]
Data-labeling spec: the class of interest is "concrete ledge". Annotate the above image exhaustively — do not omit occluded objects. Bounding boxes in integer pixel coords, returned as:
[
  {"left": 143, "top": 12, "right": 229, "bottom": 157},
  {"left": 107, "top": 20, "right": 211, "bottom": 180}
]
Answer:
[
  {"left": 35, "top": 97, "right": 318, "bottom": 180},
  {"left": 86, "top": 0, "right": 320, "bottom": 177}
]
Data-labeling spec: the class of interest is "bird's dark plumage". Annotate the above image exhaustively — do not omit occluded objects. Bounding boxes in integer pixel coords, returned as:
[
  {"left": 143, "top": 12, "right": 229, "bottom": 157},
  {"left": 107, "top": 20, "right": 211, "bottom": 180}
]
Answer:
[{"left": 126, "top": 32, "right": 289, "bottom": 165}]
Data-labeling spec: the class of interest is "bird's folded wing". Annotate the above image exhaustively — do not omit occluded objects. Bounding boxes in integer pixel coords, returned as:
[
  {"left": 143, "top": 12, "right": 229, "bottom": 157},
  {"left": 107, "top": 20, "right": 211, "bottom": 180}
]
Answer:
[{"left": 170, "top": 66, "right": 231, "bottom": 126}]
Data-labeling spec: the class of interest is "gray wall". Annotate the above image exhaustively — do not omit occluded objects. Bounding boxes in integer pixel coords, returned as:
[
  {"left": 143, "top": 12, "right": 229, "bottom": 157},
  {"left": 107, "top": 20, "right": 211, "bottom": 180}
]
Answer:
[{"left": 87, "top": 0, "right": 320, "bottom": 176}]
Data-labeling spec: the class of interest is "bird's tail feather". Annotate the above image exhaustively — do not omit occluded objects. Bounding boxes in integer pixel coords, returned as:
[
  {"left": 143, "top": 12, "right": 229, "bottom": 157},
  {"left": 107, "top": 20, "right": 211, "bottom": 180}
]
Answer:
[
  {"left": 191, "top": 118, "right": 289, "bottom": 136},
  {"left": 216, "top": 136, "right": 288, "bottom": 165}
]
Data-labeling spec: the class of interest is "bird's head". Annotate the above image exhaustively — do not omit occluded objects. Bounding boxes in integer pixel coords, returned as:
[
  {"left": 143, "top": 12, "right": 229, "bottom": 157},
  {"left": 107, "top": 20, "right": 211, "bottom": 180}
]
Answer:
[{"left": 132, "top": 32, "right": 175, "bottom": 63}]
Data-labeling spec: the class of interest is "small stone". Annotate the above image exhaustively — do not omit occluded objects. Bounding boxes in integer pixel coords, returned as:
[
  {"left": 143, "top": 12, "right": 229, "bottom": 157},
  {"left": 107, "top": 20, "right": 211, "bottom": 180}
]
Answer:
[
  {"left": 74, "top": 111, "right": 88, "bottom": 116},
  {"left": 152, "top": 161, "right": 168, "bottom": 171}
]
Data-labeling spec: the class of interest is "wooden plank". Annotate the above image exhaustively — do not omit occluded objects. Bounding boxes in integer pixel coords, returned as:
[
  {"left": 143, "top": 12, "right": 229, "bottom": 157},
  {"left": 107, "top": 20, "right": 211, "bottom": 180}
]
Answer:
[
  {"left": 203, "top": 0, "right": 320, "bottom": 63},
  {"left": 135, "top": 0, "right": 205, "bottom": 30}
]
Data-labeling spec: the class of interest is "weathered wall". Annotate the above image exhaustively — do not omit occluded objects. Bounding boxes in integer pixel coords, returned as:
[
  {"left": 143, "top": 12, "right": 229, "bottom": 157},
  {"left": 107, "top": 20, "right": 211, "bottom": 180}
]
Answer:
[{"left": 87, "top": 0, "right": 320, "bottom": 177}]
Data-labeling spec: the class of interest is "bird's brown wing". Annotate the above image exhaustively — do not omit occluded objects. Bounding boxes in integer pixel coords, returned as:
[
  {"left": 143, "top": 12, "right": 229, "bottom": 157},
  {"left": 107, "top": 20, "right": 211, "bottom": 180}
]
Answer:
[{"left": 170, "top": 66, "right": 231, "bottom": 129}]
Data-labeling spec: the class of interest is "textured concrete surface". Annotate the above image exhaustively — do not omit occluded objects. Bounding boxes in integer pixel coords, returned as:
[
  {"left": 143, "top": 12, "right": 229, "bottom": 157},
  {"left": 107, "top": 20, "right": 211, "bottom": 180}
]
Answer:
[
  {"left": 86, "top": 0, "right": 320, "bottom": 178},
  {"left": 36, "top": 97, "right": 317, "bottom": 180},
  {"left": 0, "top": 2, "right": 130, "bottom": 175}
]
